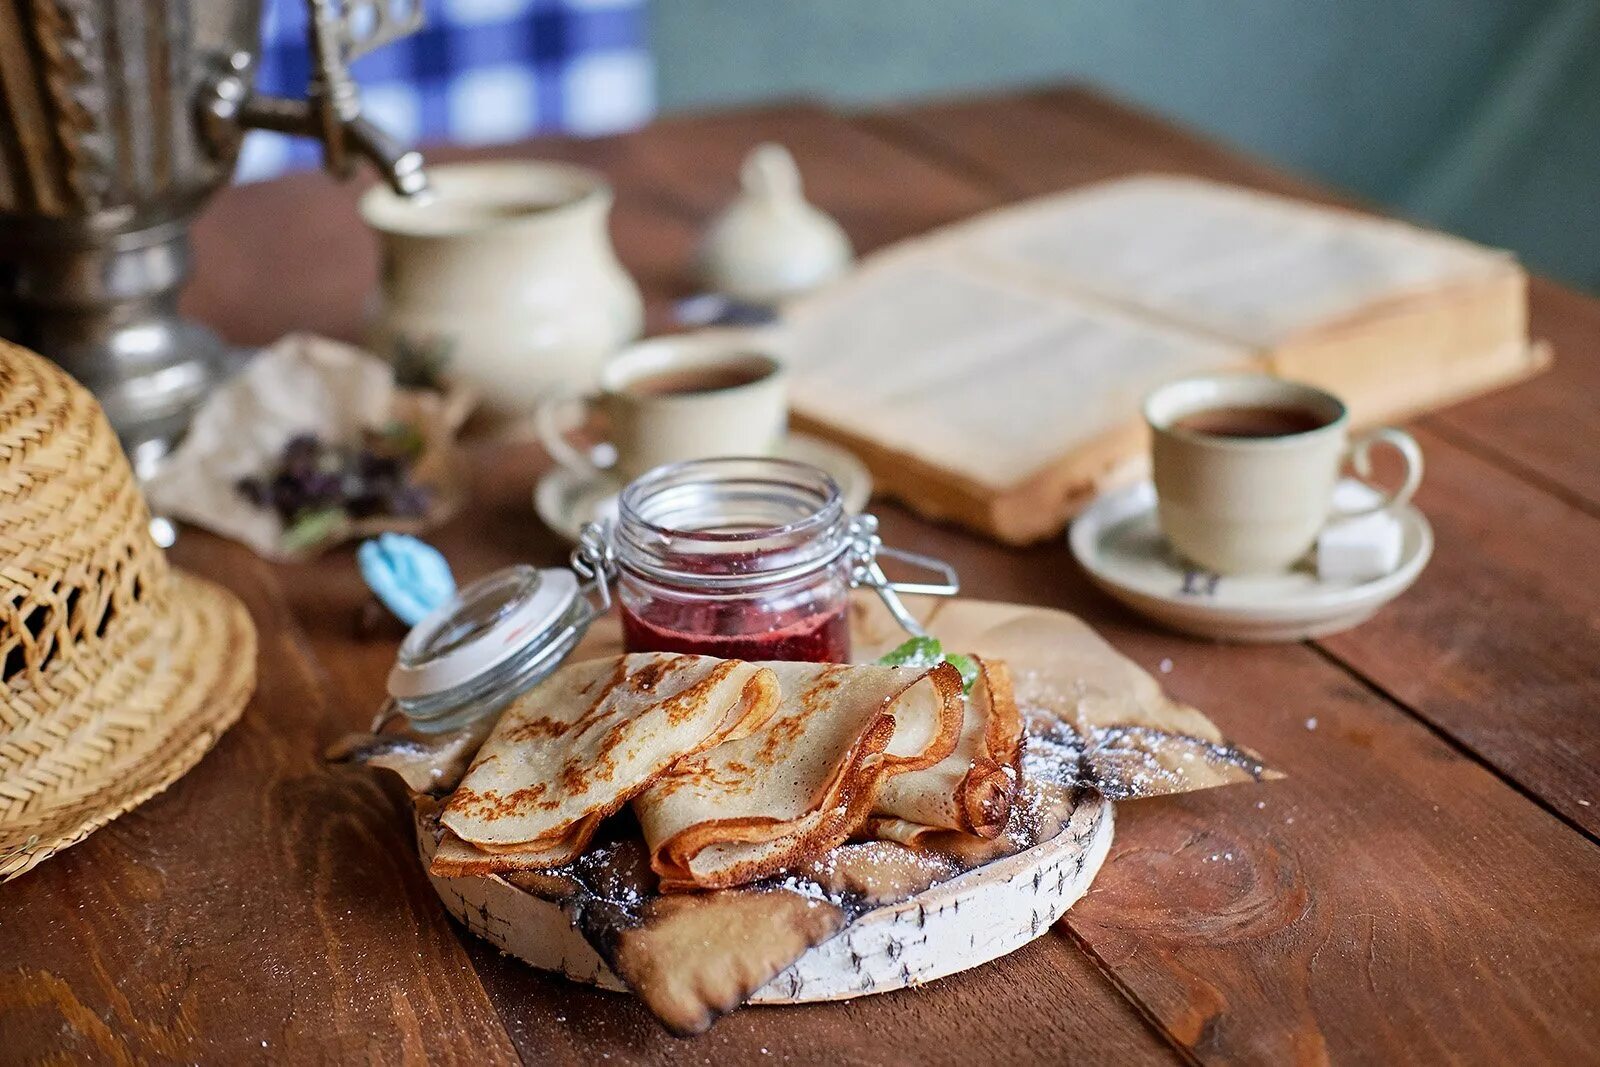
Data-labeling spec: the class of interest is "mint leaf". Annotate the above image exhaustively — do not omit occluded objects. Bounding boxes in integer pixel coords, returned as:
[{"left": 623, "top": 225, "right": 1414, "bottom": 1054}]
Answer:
[
  {"left": 877, "top": 636, "right": 944, "bottom": 669},
  {"left": 878, "top": 637, "right": 978, "bottom": 694}
]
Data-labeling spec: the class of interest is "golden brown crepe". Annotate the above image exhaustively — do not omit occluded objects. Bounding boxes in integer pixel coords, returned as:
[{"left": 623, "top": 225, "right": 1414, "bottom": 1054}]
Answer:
[
  {"left": 635, "top": 660, "right": 964, "bottom": 891},
  {"left": 437, "top": 654, "right": 779, "bottom": 872},
  {"left": 867, "top": 656, "right": 1023, "bottom": 842}
]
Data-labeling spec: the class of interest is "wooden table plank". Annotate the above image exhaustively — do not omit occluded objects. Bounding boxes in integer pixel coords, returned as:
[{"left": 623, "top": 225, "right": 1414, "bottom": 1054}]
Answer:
[
  {"left": 864, "top": 89, "right": 1600, "bottom": 835},
  {"left": 1317, "top": 426, "right": 1600, "bottom": 837},
  {"left": 0, "top": 535, "right": 520, "bottom": 1064},
  {"left": 1068, "top": 650, "right": 1600, "bottom": 1065},
  {"left": 863, "top": 87, "right": 1327, "bottom": 205},
  {"left": 864, "top": 507, "right": 1600, "bottom": 1064}
]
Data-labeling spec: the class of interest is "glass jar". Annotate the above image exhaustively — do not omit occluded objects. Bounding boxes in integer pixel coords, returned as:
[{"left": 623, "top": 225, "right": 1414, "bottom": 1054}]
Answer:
[
  {"left": 614, "top": 458, "right": 854, "bottom": 662},
  {"left": 380, "top": 532, "right": 613, "bottom": 733},
  {"left": 373, "top": 462, "right": 958, "bottom": 734}
]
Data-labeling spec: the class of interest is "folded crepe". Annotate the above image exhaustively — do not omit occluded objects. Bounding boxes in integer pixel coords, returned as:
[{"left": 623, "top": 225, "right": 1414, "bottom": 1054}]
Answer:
[
  {"left": 867, "top": 656, "right": 1023, "bottom": 843},
  {"left": 436, "top": 654, "right": 779, "bottom": 873},
  {"left": 635, "top": 660, "right": 965, "bottom": 891}
]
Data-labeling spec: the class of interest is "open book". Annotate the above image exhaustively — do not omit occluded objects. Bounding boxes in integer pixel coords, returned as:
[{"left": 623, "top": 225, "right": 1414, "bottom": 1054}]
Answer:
[{"left": 780, "top": 175, "right": 1543, "bottom": 544}]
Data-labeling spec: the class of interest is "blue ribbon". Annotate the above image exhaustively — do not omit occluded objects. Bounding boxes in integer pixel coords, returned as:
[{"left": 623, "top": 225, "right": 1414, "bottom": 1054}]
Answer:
[{"left": 358, "top": 533, "right": 457, "bottom": 626}]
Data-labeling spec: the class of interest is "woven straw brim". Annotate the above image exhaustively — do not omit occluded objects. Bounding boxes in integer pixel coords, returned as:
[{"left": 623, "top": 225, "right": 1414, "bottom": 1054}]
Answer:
[{"left": 0, "top": 570, "right": 256, "bottom": 882}]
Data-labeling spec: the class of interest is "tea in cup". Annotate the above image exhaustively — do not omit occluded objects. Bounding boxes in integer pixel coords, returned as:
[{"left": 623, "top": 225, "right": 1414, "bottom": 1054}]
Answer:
[
  {"left": 1144, "top": 375, "right": 1423, "bottom": 575},
  {"left": 536, "top": 332, "right": 788, "bottom": 482}
]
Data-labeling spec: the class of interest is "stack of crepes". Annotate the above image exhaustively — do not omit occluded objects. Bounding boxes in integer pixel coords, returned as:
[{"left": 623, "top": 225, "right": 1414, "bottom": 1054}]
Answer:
[{"left": 431, "top": 652, "right": 1023, "bottom": 891}]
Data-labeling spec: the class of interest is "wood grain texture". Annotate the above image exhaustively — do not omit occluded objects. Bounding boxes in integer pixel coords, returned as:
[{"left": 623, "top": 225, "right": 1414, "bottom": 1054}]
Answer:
[
  {"left": 0, "top": 532, "right": 519, "bottom": 1063},
  {"left": 864, "top": 508, "right": 1600, "bottom": 1064},
  {"left": 1317, "top": 426, "right": 1600, "bottom": 838},
  {"left": 867, "top": 87, "right": 1332, "bottom": 205},
  {"left": 5, "top": 90, "right": 1598, "bottom": 1065},
  {"left": 189, "top": 93, "right": 1600, "bottom": 1065}
]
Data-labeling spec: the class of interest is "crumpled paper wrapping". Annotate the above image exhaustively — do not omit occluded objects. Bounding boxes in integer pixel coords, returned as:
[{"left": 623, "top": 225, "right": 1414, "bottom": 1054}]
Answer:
[{"left": 146, "top": 334, "right": 471, "bottom": 561}]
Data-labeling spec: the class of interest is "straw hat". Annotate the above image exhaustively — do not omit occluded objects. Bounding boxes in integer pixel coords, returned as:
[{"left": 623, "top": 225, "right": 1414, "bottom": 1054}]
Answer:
[{"left": 0, "top": 341, "right": 256, "bottom": 882}]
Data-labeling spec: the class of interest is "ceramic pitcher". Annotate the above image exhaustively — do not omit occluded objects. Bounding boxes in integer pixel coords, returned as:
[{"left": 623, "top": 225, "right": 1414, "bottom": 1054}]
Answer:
[{"left": 362, "top": 162, "right": 643, "bottom": 417}]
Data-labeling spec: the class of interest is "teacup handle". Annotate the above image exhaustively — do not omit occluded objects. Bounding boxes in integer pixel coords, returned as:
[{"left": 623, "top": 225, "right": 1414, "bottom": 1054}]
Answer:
[
  {"left": 1333, "top": 427, "right": 1424, "bottom": 521},
  {"left": 535, "top": 390, "right": 616, "bottom": 476}
]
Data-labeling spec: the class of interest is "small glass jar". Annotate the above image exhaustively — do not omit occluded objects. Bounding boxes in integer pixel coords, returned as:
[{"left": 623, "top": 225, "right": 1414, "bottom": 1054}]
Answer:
[
  {"left": 374, "top": 461, "right": 957, "bottom": 734},
  {"left": 614, "top": 458, "right": 854, "bottom": 662}
]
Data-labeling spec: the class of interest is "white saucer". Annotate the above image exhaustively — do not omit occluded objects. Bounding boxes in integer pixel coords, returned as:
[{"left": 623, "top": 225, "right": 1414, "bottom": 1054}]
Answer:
[
  {"left": 1069, "top": 480, "right": 1433, "bottom": 643},
  {"left": 534, "top": 433, "right": 874, "bottom": 544}
]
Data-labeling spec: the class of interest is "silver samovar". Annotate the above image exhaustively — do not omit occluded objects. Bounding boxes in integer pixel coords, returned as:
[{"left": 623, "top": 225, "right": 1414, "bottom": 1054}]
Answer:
[{"left": 0, "top": 0, "right": 429, "bottom": 462}]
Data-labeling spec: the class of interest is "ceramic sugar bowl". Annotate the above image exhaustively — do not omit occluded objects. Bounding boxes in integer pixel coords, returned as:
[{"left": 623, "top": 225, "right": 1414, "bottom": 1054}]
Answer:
[
  {"left": 362, "top": 162, "right": 643, "bottom": 418},
  {"left": 699, "top": 143, "right": 854, "bottom": 305}
]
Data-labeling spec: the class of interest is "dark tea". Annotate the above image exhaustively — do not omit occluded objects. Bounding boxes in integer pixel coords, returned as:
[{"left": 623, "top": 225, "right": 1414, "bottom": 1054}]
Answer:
[
  {"left": 624, "top": 357, "right": 773, "bottom": 398},
  {"left": 1173, "top": 404, "right": 1330, "bottom": 439}
]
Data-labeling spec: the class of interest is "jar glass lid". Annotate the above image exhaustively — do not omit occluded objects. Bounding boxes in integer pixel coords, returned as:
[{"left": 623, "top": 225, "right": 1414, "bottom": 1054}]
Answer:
[{"left": 387, "top": 565, "right": 579, "bottom": 700}]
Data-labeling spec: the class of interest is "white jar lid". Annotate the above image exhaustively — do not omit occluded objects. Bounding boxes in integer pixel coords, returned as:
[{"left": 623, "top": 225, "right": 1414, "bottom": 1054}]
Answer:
[{"left": 387, "top": 565, "right": 579, "bottom": 701}]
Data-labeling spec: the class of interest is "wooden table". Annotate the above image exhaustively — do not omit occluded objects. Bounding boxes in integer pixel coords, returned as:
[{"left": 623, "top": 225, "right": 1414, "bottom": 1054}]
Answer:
[{"left": 5, "top": 88, "right": 1599, "bottom": 1065}]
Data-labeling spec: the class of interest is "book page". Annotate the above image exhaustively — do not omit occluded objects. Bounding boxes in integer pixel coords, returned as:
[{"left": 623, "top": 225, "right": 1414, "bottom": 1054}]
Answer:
[
  {"left": 950, "top": 176, "right": 1514, "bottom": 347},
  {"left": 783, "top": 256, "right": 1246, "bottom": 488}
]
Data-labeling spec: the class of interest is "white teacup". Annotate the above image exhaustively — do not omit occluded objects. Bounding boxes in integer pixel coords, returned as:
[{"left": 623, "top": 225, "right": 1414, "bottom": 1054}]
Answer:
[
  {"left": 1145, "top": 375, "right": 1423, "bottom": 575},
  {"left": 536, "top": 332, "right": 788, "bottom": 482}
]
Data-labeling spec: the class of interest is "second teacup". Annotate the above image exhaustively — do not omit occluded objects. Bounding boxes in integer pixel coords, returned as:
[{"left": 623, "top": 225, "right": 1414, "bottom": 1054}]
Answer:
[
  {"left": 1145, "top": 374, "right": 1423, "bottom": 575},
  {"left": 536, "top": 332, "right": 788, "bottom": 482}
]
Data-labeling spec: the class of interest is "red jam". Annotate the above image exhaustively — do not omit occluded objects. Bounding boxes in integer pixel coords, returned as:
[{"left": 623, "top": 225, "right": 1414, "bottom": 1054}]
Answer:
[
  {"left": 620, "top": 600, "right": 851, "bottom": 662},
  {"left": 614, "top": 459, "right": 856, "bottom": 666}
]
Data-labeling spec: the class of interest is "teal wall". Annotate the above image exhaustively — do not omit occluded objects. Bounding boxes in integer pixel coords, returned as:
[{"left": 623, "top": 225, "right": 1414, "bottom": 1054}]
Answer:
[{"left": 652, "top": 1, "right": 1600, "bottom": 292}]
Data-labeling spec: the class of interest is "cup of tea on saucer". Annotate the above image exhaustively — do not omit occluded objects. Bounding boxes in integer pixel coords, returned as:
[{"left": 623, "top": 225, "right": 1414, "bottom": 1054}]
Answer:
[
  {"left": 532, "top": 331, "right": 875, "bottom": 543},
  {"left": 1144, "top": 374, "right": 1423, "bottom": 575},
  {"left": 536, "top": 330, "right": 789, "bottom": 483}
]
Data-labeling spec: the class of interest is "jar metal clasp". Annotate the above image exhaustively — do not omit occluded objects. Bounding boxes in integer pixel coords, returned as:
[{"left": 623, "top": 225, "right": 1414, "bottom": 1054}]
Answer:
[
  {"left": 845, "top": 514, "right": 960, "bottom": 638},
  {"left": 570, "top": 522, "right": 618, "bottom": 613}
]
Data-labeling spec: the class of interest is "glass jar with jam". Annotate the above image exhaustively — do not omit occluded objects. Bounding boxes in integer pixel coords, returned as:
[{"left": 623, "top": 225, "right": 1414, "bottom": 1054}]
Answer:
[
  {"left": 374, "top": 458, "right": 956, "bottom": 733},
  {"left": 613, "top": 458, "right": 855, "bottom": 662}
]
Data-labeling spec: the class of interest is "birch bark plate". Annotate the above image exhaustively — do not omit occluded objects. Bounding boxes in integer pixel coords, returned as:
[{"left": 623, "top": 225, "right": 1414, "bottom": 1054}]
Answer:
[
  {"left": 419, "top": 594, "right": 1129, "bottom": 1003},
  {"left": 420, "top": 795, "right": 1110, "bottom": 1003}
]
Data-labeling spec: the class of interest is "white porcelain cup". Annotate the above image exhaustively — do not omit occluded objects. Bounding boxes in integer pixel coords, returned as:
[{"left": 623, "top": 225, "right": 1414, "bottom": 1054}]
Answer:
[
  {"left": 1145, "top": 375, "right": 1423, "bottom": 575},
  {"left": 536, "top": 332, "right": 788, "bottom": 482}
]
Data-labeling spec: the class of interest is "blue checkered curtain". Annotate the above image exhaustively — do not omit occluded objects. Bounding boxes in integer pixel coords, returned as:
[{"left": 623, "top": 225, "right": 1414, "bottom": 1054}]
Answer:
[{"left": 236, "top": 0, "right": 655, "bottom": 182}]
